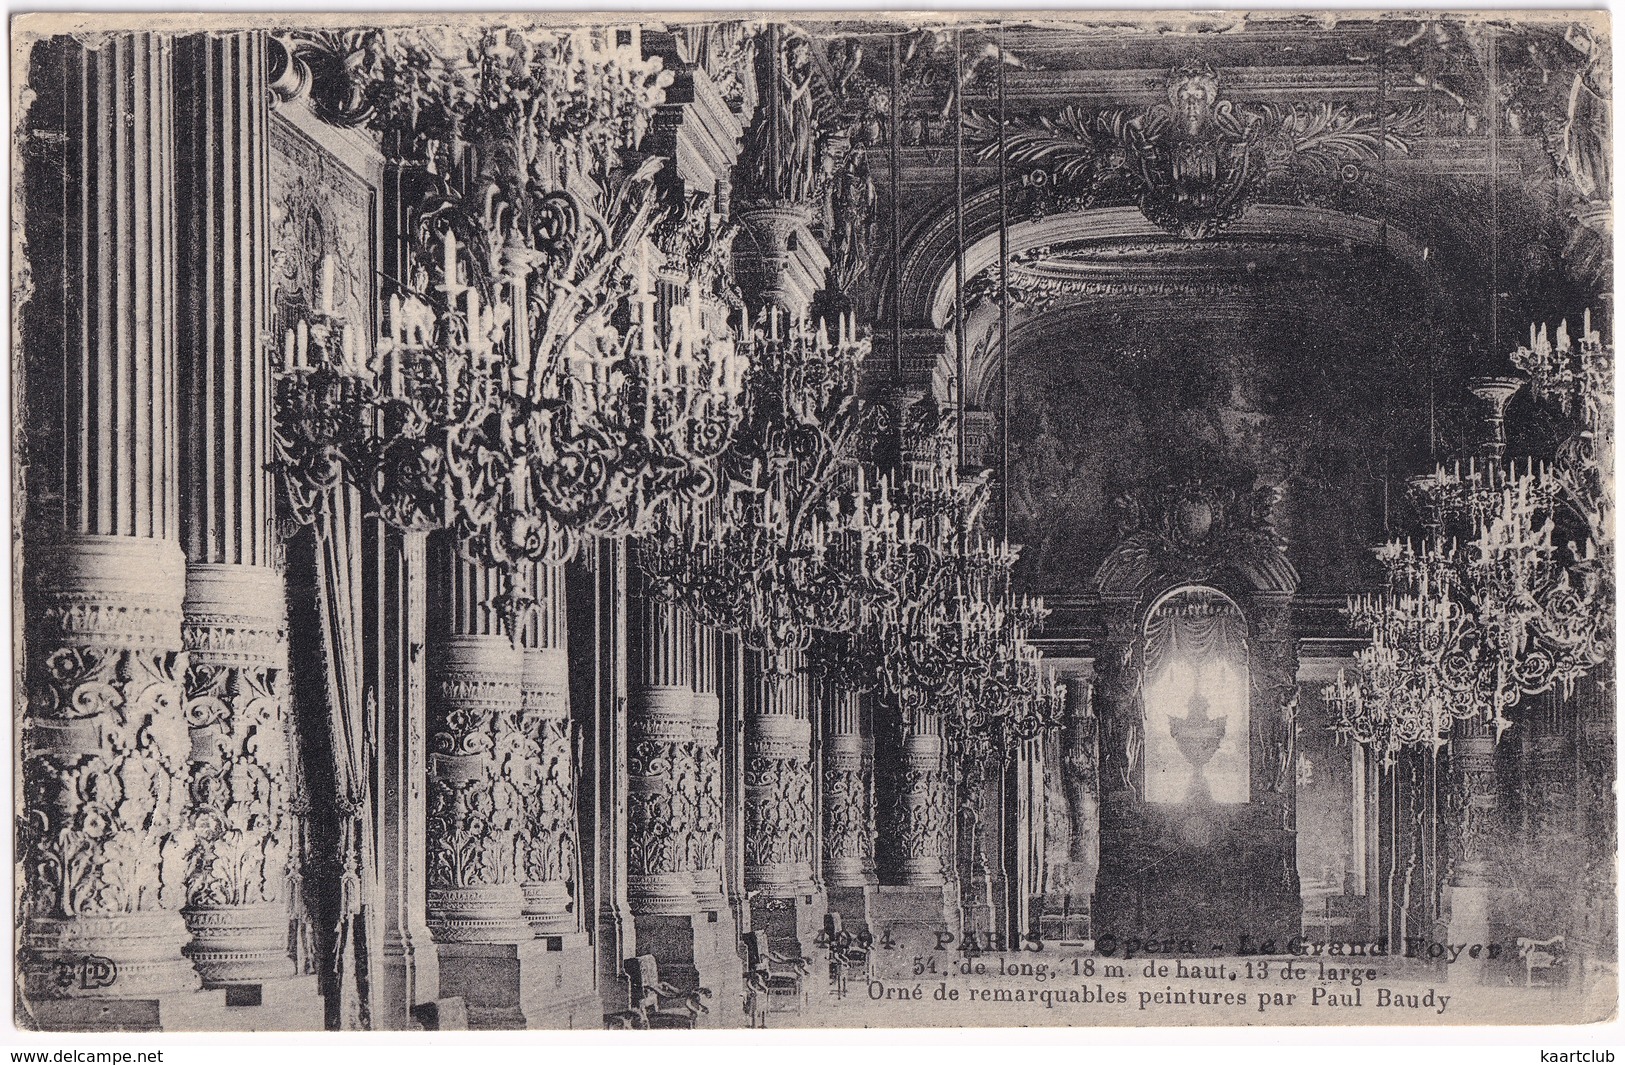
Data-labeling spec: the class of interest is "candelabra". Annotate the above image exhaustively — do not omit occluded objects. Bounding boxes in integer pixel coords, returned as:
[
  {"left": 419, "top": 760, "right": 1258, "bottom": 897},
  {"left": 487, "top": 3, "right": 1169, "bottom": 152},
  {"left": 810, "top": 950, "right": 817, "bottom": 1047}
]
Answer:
[
  {"left": 276, "top": 212, "right": 747, "bottom": 624},
  {"left": 804, "top": 450, "right": 1063, "bottom": 766},
  {"left": 272, "top": 24, "right": 752, "bottom": 623},
  {"left": 1327, "top": 313, "right": 1614, "bottom": 764},
  {"left": 1329, "top": 533, "right": 1504, "bottom": 765},
  {"left": 635, "top": 309, "right": 872, "bottom": 673}
]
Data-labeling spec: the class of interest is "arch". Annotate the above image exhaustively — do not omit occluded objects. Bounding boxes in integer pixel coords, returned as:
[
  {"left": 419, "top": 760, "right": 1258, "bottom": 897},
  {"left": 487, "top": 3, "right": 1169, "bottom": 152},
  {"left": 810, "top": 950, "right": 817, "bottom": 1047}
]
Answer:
[
  {"left": 1140, "top": 585, "right": 1252, "bottom": 805},
  {"left": 893, "top": 185, "right": 1433, "bottom": 332},
  {"left": 895, "top": 192, "right": 1433, "bottom": 412}
]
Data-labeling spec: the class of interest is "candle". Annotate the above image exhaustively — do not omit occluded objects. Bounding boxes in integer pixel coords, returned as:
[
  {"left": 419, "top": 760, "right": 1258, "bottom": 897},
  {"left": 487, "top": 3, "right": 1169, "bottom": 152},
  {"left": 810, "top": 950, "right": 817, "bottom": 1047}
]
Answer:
[
  {"left": 295, "top": 320, "right": 309, "bottom": 369},
  {"left": 442, "top": 228, "right": 459, "bottom": 287}
]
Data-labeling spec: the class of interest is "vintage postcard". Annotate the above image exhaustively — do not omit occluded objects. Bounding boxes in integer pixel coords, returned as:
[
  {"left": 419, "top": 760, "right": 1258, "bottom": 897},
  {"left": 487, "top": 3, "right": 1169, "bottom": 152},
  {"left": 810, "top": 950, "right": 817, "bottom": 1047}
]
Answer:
[{"left": 8, "top": 9, "right": 1616, "bottom": 1033}]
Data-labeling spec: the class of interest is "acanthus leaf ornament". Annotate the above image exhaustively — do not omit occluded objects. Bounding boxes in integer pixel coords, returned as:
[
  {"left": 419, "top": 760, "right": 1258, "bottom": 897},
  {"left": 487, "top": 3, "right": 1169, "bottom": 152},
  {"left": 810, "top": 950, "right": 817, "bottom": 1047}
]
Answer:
[{"left": 967, "top": 63, "right": 1426, "bottom": 239}]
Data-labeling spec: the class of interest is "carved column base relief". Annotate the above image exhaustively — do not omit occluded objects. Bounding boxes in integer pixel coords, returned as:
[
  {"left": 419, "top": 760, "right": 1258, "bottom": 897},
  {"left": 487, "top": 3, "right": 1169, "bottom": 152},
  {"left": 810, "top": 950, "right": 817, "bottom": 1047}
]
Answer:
[
  {"left": 691, "top": 692, "right": 727, "bottom": 909},
  {"left": 628, "top": 686, "right": 699, "bottom": 917},
  {"left": 179, "top": 563, "right": 296, "bottom": 986},
  {"left": 744, "top": 713, "right": 817, "bottom": 896},
  {"left": 519, "top": 646, "right": 577, "bottom": 936},
  {"left": 21, "top": 537, "right": 200, "bottom": 1000},
  {"left": 823, "top": 732, "right": 874, "bottom": 889},
  {"left": 884, "top": 732, "right": 951, "bottom": 889},
  {"left": 426, "top": 635, "right": 531, "bottom": 945}
]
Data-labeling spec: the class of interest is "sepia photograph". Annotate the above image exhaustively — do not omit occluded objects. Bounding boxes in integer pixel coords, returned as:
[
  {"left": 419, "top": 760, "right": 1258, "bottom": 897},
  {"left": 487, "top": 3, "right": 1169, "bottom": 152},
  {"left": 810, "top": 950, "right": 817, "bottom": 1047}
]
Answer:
[{"left": 5, "top": 8, "right": 1617, "bottom": 1038}]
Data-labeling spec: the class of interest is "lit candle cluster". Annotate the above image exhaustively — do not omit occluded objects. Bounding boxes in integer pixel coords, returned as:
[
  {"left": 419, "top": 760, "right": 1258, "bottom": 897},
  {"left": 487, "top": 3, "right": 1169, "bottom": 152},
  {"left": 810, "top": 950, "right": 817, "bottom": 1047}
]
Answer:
[{"left": 1328, "top": 311, "right": 1614, "bottom": 765}]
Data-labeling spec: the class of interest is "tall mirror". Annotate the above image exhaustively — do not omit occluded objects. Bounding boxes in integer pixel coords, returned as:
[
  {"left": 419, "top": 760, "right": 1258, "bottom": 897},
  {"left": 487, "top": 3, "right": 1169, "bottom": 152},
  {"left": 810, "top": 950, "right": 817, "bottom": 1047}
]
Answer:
[{"left": 1141, "top": 585, "right": 1250, "bottom": 805}]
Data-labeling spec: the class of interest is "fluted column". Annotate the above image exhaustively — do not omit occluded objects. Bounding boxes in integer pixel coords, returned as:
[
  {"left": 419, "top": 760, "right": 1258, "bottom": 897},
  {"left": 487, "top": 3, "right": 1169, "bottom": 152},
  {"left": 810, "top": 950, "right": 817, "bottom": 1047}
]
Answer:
[
  {"left": 364, "top": 524, "right": 436, "bottom": 1026},
  {"left": 424, "top": 545, "right": 530, "bottom": 945},
  {"left": 823, "top": 688, "right": 875, "bottom": 889},
  {"left": 743, "top": 651, "right": 818, "bottom": 895},
  {"left": 517, "top": 561, "right": 580, "bottom": 935},
  {"left": 691, "top": 621, "right": 727, "bottom": 910},
  {"left": 627, "top": 584, "right": 699, "bottom": 917},
  {"left": 19, "top": 33, "right": 199, "bottom": 1006},
  {"left": 571, "top": 539, "right": 632, "bottom": 997},
  {"left": 169, "top": 30, "right": 298, "bottom": 991}
]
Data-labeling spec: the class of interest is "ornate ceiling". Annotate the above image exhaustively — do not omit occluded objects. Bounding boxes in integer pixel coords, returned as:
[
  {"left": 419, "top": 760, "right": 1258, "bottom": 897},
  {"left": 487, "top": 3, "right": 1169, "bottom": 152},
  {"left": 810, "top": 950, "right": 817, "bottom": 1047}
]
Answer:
[{"left": 777, "top": 12, "right": 1609, "bottom": 614}]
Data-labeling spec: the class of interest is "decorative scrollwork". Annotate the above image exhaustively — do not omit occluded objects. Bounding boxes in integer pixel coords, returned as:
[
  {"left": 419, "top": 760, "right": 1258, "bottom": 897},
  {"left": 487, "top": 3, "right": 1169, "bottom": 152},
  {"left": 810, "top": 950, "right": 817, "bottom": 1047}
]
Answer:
[
  {"left": 743, "top": 755, "right": 815, "bottom": 868},
  {"left": 966, "top": 63, "right": 1426, "bottom": 239}
]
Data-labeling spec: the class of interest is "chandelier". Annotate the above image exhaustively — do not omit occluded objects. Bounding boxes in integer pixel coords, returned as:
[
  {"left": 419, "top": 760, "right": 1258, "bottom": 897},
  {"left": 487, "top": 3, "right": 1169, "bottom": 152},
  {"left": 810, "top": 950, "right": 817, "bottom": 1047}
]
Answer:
[
  {"left": 806, "top": 449, "right": 1066, "bottom": 765},
  {"left": 635, "top": 310, "right": 875, "bottom": 671},
  {"left": 1327, "top": 314, "right": 1615, "bottom": 764},
  {"left": 273, "top": 25, "right": 750, "bottom": 621},
  {"left": 1328, "top": 531, "right": 1505, "bottom": 765}
]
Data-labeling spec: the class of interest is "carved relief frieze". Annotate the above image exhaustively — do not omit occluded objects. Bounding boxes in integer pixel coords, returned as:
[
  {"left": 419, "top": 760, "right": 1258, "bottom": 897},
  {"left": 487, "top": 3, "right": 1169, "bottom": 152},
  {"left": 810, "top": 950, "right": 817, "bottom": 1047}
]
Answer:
[
  {"left": 966, "top": 62, "right": 1426, "bottom": 238},
  {"left": 627, "top": 737, "right": 699, "bottom": 877},
  {"left": 425, "top": 636, "right": 529, "bottom": 943},
  {"left": 691, "top": 735, "right": 724, "bottom": 877},
  {"left": 20, "top": 540, "right": 201, "bottom": 999},
  {"left": 886, "top": 766, "right": 951, "bottom": 865},
  {"left": 23, "top": 646, "right": 193, "bottom": 920},
  {"left": 743, "top": 755, "right": 816, "bottom": 870},
  {"left": 822, "top": 752, "right": 874, "bottom": 866}
]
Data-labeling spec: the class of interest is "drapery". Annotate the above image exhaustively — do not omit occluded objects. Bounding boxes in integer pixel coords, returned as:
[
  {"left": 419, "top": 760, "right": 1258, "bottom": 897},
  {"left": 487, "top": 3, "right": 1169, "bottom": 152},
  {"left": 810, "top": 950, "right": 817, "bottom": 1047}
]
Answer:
[
  {"left": 289, "top": 485, "right": 379, "bottom": 1029},
  {"left": 314, "top": 485, "right": 379, "bottom": 1029},
  {"left": 1143, "top": 587, "right": 1249, "bottom": 679},
  {"left": 1141, "top": 587, "right": 1251, "bottom": 804}
]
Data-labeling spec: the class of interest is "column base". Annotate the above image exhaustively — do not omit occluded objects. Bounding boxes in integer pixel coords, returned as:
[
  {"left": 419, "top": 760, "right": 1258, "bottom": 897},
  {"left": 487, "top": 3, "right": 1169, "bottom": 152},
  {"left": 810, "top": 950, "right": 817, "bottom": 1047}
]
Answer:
[
  {"left": 694, "top": 903, "right": 746, "bottom": 1027},
  {"left": 376, "top": 928, "right": 440, "bottom": 1031},
  {"left": 21, "top": 989, "right": 228, "bottom": 1033},
  {"left": 192, "top": 975, "right": 324, "bottom": 1031},
  {"left": 521, "top": 881, "right": 577, "bottom": 937},
  {"left": 181, "top": 903, "right": 297, "bottom": 988},
  {"left": 870, "top": 885, "right": 955, "bottom": 977},
  {"left": 631, "top": 912, "right": 743, "bottom": 1027},
  {"left": 749, "top": 888, "right": 826, "bottom": 960},
  {"left": 1445, "top": 882, "right": 1499, "bottom": 986},
  {"left": 21, "top": 912, "right": 199, "bottom": 1003},
  {"left": 518, "top": 933, "right": 599, "bottom": 1029},
  {"left": 826, "top": 884, "right": 875, "bottom": 933},
  {"left": 595, "top": 906, "right": 633, "bottom": 1012},
  {"left": 435, "top": 937, "right": 597, "bottom": 1030}
]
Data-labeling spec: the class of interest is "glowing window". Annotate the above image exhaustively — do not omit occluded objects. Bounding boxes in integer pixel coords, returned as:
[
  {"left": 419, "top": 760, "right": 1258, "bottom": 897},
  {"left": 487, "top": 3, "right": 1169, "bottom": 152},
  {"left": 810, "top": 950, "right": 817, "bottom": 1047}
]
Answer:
[{"left": 1141, "top": 586, "right": 1250, "bottom": 804}]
